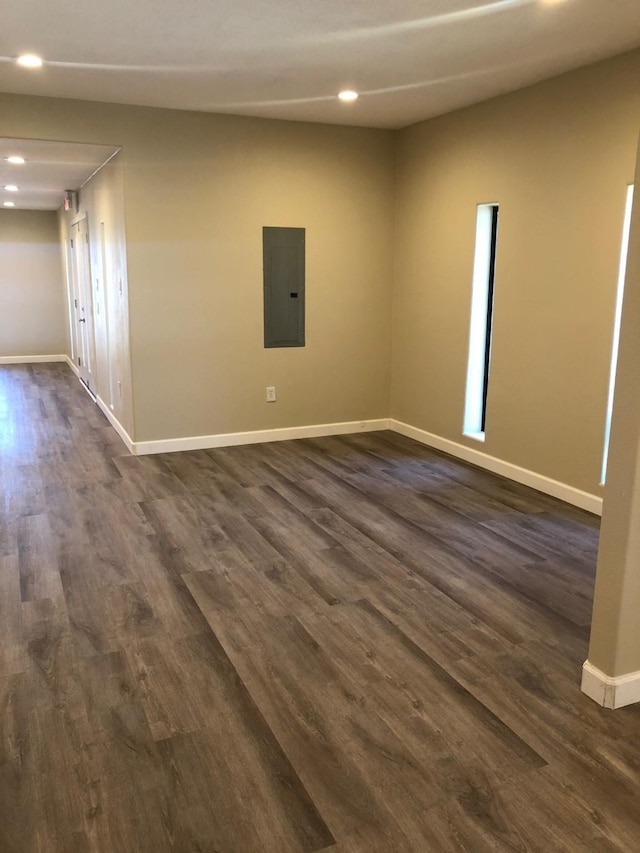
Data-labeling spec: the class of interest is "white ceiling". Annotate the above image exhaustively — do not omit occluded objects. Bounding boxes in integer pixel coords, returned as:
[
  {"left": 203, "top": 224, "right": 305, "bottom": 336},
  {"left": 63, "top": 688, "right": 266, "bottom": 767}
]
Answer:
[
  {"left": 0, "top": 0, "right": 639, "bottom": 130},
  {"left": 0, "top": 139, "right": 119, "bottom": 210}
]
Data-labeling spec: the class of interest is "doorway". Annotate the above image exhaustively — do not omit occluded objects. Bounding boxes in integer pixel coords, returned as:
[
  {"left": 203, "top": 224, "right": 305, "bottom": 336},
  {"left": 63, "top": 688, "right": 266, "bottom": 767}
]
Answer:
[{"left": 69, "top": 216, "right": 97, "bottom": 394}]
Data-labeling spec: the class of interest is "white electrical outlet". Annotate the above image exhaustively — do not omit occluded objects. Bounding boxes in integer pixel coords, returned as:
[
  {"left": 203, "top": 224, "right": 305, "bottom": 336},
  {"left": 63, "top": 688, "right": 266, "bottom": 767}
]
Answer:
[{"left": 266, "top": 386, "right": 276, "bottom": 402}]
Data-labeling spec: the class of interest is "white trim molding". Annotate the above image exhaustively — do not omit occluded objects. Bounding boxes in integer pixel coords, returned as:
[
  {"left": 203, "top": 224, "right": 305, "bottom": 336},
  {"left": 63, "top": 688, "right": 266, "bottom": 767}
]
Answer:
[
  {"left": 389, "top": 419, "right": 603, "bottom": 515},
  {"left": 133, "top": 419, "right": 390, "bottom": 456},
  {"left": 581, "top": 660, "right": 640, "bottom": 709},
  {"left": 53, "top": 361, "right": 609, "bottom": 517},
  {"left": 63, "top": 353, "right": 134, "bottom": 453},
  {"left": 64, "top": 354, "right": 80, "bottom": 376},
  {"left": 95, "top": 395, "right": 135, "bottom": 454},
  {"left": 0, "top": 354, "right": 68, "bottom": 364}
]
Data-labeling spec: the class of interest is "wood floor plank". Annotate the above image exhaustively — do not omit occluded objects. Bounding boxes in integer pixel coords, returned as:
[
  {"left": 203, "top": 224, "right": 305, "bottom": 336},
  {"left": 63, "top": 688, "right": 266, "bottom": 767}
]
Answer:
[
  {"left": 153, "top": 630, "right": 336, "bottom": 853},
  {"left": 2, "top": 363, "right": 640, "bottom": 852},
  {"left": 203, "top": 611, "right": 434, "bottom": 843},
  {"left": 17, "top": 513, "right": 63, "bottom": 602},
  {"left": 0, "top": 673, "right": 37, "bottom": 852}
]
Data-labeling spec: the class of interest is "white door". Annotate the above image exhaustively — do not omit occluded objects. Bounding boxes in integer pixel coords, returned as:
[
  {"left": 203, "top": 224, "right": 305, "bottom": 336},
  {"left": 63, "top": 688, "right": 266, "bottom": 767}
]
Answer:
[{"left": 70, "top": 218, "right": 97, "bottom": 394}]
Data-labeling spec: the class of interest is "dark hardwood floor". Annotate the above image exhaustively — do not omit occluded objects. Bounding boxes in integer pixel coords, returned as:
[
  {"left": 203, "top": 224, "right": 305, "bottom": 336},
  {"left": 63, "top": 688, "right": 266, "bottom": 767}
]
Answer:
[{"left": 1, "top": 363, "right": 639, "bottom": 852}]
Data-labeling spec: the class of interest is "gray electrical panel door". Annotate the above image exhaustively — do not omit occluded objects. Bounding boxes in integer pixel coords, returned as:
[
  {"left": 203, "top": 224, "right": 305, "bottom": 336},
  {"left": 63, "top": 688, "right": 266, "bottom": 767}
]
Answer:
[{"left": 263, "top": 226, "right": 305, "bottom": 348}]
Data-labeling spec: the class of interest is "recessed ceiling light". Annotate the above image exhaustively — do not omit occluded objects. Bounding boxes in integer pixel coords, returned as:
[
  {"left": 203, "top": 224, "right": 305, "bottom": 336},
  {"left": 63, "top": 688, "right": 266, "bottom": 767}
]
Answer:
[
  {"left": 338, "top": 90, "right": 359, "bottom": 103},
  {"left": 5, "top": 156, "right": 26, "bottom": 165},
  {"left": 16, "top": 54, "right": 43, "bottom": 68},
  {"left": 3, "top": 201, "right": 16, "bottom": 207},
  {"left": 4, "top": 185, "right": 19, "bottom": 192}
]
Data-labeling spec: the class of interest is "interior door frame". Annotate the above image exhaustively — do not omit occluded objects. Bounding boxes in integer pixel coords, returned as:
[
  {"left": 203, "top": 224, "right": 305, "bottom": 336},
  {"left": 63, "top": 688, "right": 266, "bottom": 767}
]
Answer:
[{"left": 70, "top": 214, "right": 97, "bottom": 394}]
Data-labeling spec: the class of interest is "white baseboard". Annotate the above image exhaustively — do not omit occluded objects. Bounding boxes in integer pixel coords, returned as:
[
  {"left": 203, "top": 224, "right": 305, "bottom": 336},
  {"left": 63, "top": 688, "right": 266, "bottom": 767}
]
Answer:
[
  {"left": 133, "top": 418, "right": 391, "bottom": 456},
  {"left": 95, "top": 395, "right": 135, "bottom": 454},
  {"left": 389, "top": 419, "right": 603, "bottom": 515},
  {"left": 64, "top": 354, "right": 80, "bottom": 377},
  {"left": 0, "top": 354, "right": 68, "bottom": 364},
  {"left": 61, "top": 355, "right": 134, "bottom": 453},
  {"left": 49, "top": 373, "right": 605, "bottom": 516},
  {"left": 581, "top": 660, "right": 640, "bottom": 709}
]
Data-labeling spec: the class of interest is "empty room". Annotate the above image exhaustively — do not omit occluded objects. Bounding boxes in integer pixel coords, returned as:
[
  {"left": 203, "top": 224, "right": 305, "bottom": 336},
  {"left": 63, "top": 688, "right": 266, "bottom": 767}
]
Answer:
[{"left": 1, "top": 1, "right": 640, "bottom": 850}]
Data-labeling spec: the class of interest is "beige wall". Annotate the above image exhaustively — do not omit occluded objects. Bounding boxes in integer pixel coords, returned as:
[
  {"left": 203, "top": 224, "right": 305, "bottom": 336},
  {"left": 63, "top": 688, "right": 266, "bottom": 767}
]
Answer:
[
  {"left": 124, "top": 117, "right": 395, "bottom": 441},
  {"left": 0, "top": 209, "right": 67, "bottom": 357},
  {"left": 59, "top": 153, "right": 134, "bottom": 435},
  {"left": 392, "top": 50, "right": 640, "bottom": 495},
  {"left": 1, "top": 94, "right": 395, "bottom": 442},
  {"left": 2, "top": 50, "right": 638, "bottom": 484},
  {"left": 587, "top": 144, "right": 640, "bottom": 678}
]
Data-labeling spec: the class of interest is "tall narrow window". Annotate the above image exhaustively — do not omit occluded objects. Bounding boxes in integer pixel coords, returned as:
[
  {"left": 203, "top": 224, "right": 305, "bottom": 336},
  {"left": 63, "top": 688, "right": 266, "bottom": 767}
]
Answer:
[
  {"left": 601, "top": 184, "right": 634, "bottom": 484},
  {"left": 463, "top": 203, "right": 499, "bottom": 440}
]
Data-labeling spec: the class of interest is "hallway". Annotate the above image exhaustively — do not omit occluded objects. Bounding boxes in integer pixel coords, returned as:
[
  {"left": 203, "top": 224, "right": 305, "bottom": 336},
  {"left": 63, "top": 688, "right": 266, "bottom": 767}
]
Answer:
[{"left": 1, "top": 363, "right": 639, "bottom": 852}]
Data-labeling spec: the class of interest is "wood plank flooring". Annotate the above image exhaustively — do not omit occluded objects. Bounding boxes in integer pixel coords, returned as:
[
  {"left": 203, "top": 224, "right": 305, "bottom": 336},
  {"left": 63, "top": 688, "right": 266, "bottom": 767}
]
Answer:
[{"left": 1, "top": 363, "right": 639, "bottom": 852}]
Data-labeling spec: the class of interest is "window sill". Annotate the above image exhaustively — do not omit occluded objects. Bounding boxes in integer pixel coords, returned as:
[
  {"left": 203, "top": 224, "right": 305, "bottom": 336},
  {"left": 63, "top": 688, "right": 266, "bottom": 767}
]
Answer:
[{"left": 463, "top": 431, "right": 486, "bottom": 443}]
